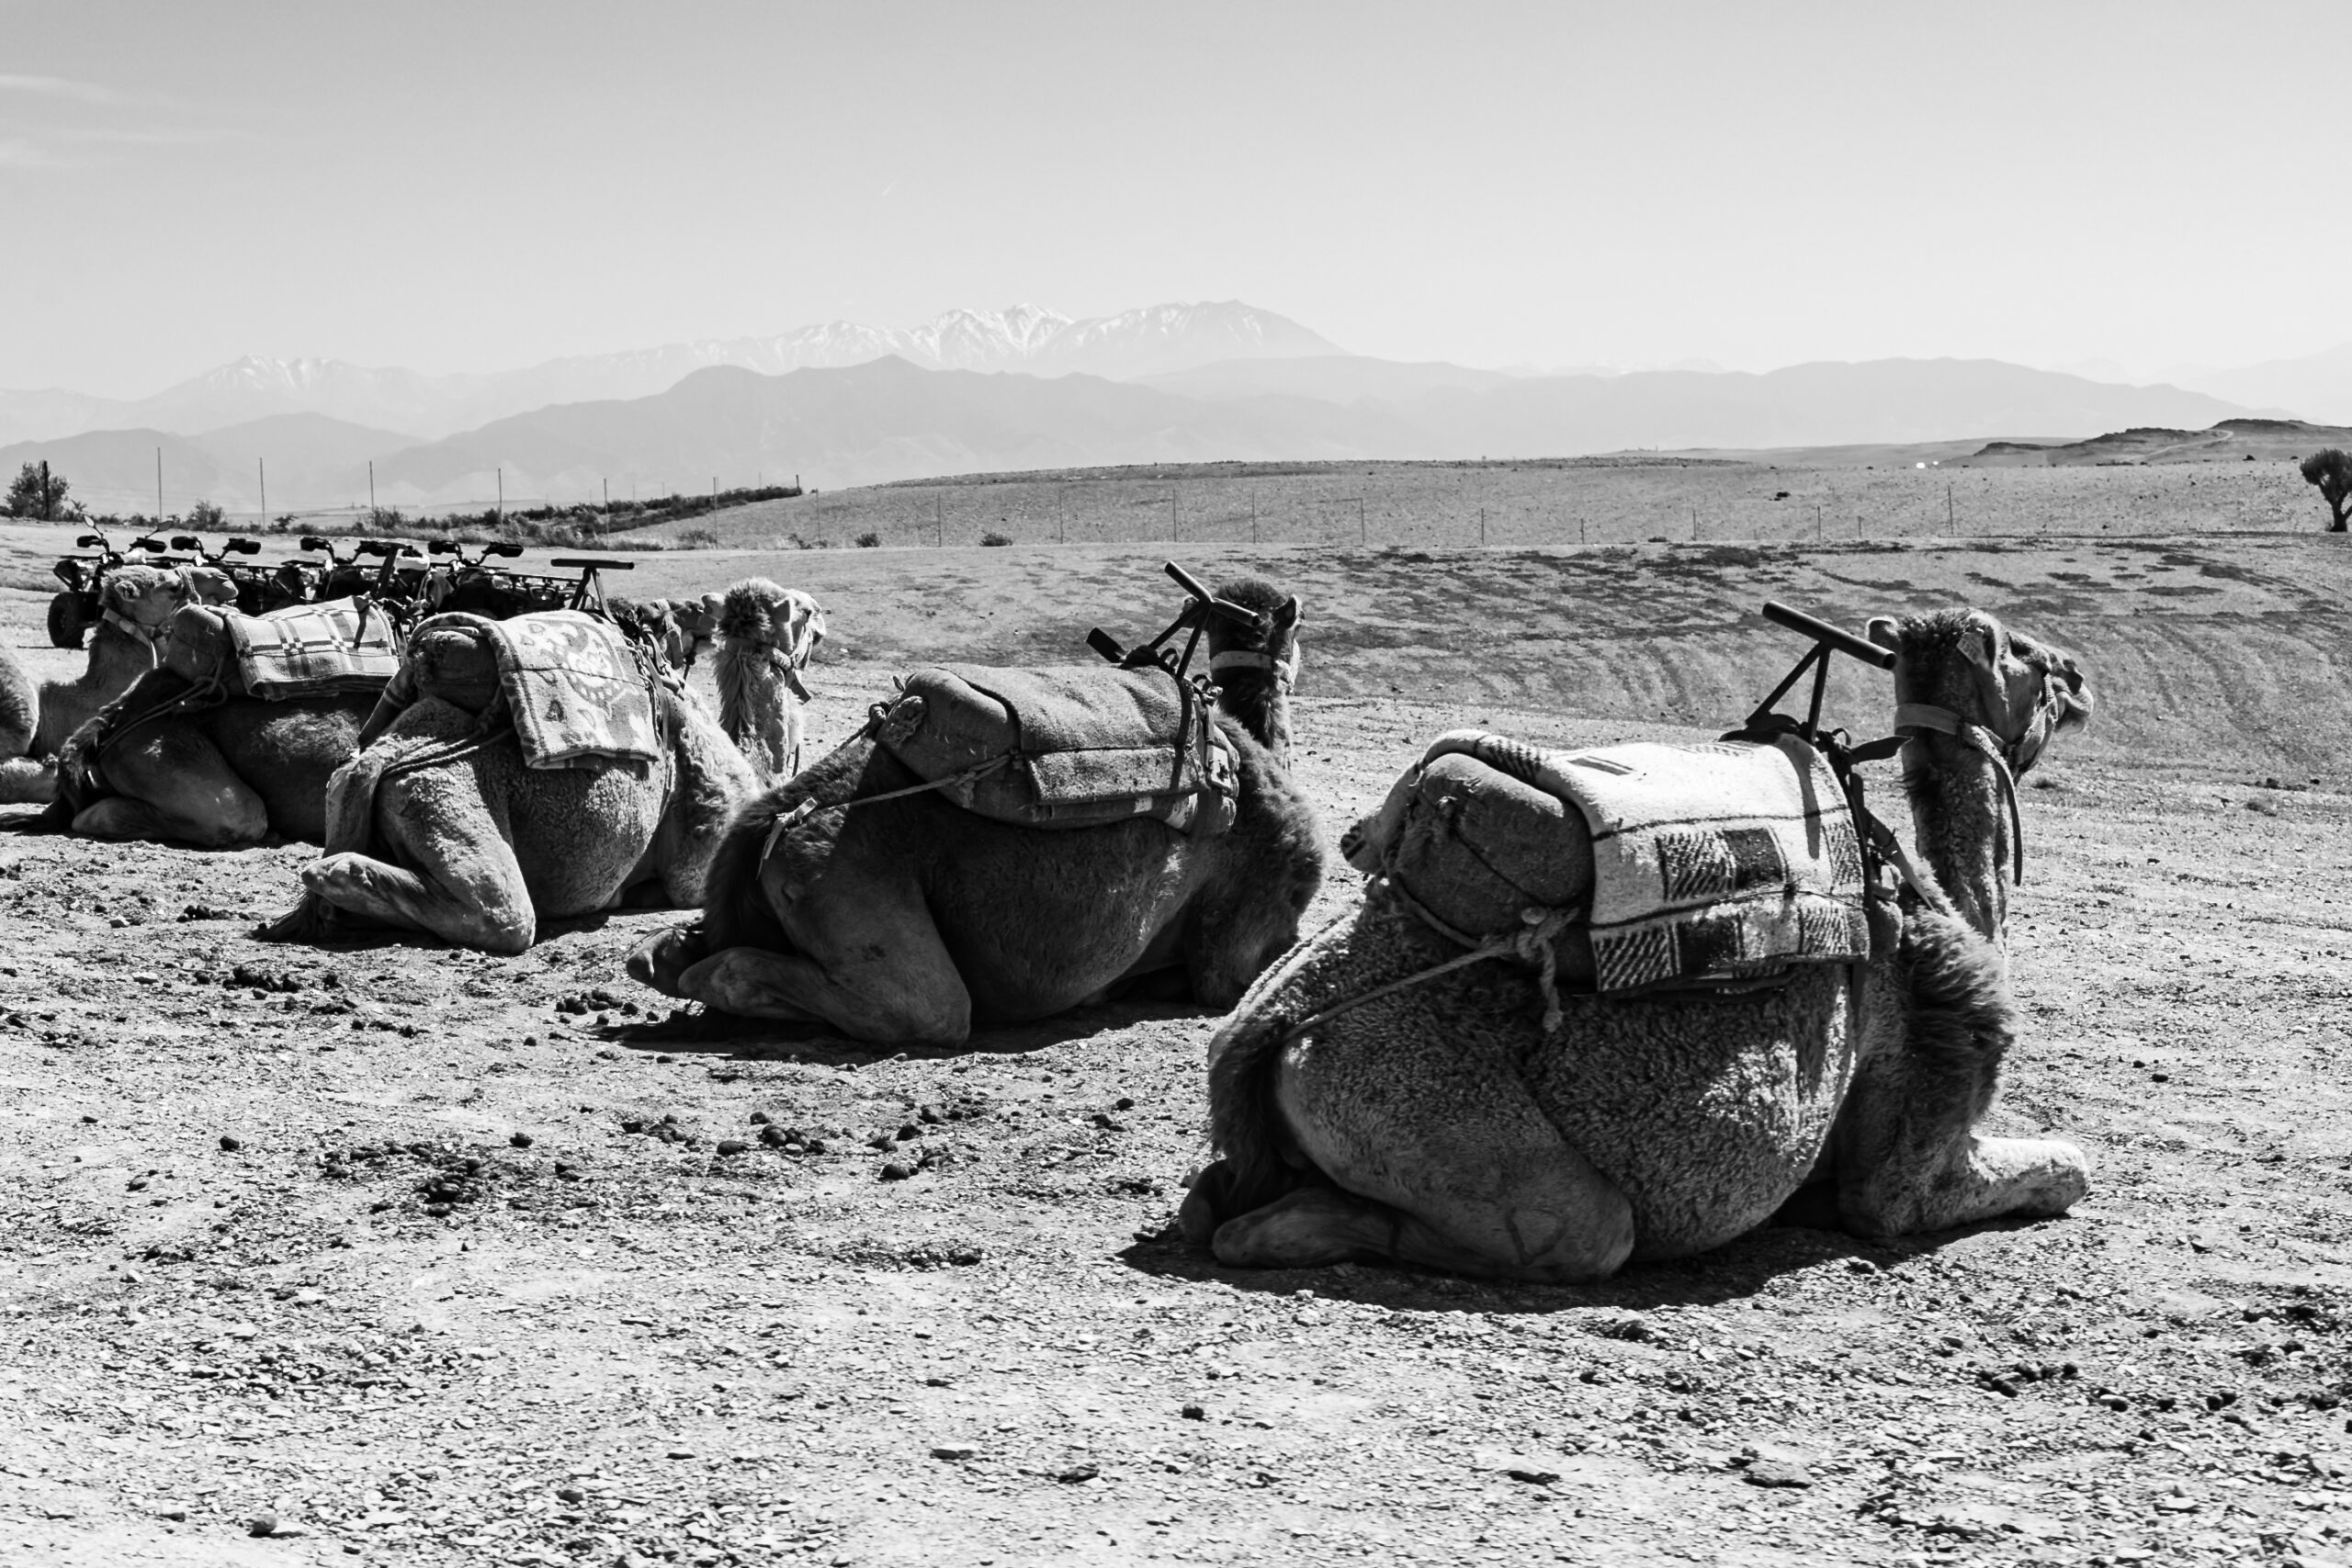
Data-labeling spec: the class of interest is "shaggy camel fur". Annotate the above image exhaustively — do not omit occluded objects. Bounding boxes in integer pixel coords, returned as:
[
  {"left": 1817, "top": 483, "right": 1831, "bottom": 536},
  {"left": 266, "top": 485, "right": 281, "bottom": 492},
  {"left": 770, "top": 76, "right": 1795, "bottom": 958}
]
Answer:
[
  {"left": 1180, "top": 608, "right": 2093, "bottom": 1282},
  {"left": 258, "top": 600, "right": 809, "bottom": 953},
  {"left": 627, "top": 578, "right": 1325, "bottom": 1047},
  {"left": 0, "top": 643, "right": 42, "bottom": 805},
  {"left": 0, "top": 564, "right": 234, "bottom": 804},
  {"left": 713, "top": 580, "right": 824, "bottom": 781}
]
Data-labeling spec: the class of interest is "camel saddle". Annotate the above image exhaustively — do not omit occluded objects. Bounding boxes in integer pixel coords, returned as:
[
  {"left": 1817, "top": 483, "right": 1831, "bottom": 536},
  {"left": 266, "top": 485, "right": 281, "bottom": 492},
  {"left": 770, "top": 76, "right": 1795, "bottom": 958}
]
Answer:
[
  {"left": 875, "top": 662, "right": 1239, "bottom": 836},
  {"left": 364, "top": 610, "right": 662, "bottom": 771},
  {"left": 160, "top": 596, "right": 402, "bottom": 701},
  {"left": 1345, "top": 729, "right": 1883, "bottom": 998}
]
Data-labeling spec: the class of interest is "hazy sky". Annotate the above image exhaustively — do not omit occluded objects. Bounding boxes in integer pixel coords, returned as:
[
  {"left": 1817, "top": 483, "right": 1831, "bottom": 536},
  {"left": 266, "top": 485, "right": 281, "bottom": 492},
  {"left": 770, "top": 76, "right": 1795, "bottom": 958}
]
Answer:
[{"left": 6, "top": 0, "right": 2346, "bottom": 396}]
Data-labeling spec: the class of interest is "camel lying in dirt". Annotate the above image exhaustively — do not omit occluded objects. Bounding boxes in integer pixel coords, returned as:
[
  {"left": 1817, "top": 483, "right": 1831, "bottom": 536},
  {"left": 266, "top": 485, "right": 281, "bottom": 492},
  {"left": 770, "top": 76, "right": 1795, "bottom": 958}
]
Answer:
[
  {"left": 0, "top": 564, "right": 233, "bottom": 805},
  {"left": 1181, "top": 607, "right": 2093, "bottom": 1282},
  {"left": 262, "top": 587, "right": 803, "bottom": 953},
  {"left": 628, "top": 577, "right": 1325, "bottom": 1047}
]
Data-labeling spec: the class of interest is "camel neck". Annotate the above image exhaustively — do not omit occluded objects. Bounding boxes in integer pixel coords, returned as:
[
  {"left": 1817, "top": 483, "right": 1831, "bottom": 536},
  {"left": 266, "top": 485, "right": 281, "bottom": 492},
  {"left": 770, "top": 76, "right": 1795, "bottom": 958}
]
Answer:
[
  {"left": 1214, "top": 670, "right": 1293, "bottom": 768},
  {"left": 92, "top": 619, "right": 161, "bottom": 676},
  {"left": 1903, "top": 737, "right": 2013, "bottom": 945}
]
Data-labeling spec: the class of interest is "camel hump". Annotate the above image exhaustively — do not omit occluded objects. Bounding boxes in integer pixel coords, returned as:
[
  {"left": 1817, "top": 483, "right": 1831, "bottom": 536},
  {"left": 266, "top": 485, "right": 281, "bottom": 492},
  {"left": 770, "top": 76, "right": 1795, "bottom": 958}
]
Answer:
[
  {"left": 876, "top": 662, "right": 1239, "bottom": 835},
  {"left": 1349, "top": 730, "right": 1874, "bottom": 997}
]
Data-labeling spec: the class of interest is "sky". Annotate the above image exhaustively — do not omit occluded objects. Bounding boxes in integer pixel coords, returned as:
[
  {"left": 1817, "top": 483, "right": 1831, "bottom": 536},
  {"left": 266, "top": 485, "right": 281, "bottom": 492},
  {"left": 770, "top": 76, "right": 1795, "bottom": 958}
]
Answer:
[{"left": 5, "top": 0, "right": 2348, "bottom": 397}]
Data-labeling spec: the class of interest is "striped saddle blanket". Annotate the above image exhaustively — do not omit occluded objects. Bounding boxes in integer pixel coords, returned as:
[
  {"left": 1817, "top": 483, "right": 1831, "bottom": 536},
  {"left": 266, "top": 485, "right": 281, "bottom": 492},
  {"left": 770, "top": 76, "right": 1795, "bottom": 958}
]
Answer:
[
  {"left": 1346, "top": 729, "right": 1871, "bottom": 996},
  {"left": 161, "top": 596, "right": 402, "bottom": 700}
]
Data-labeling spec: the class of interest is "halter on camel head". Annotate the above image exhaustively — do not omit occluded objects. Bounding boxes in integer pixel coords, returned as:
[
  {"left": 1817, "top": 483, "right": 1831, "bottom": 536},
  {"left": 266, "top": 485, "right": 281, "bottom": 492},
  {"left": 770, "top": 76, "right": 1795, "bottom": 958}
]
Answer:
[
  {"left": 1869, "top": 610, "right": 2091, "bottom": 889},
  {"left": 1087, "top": 560, "right": 1301, "bottom": 693}
]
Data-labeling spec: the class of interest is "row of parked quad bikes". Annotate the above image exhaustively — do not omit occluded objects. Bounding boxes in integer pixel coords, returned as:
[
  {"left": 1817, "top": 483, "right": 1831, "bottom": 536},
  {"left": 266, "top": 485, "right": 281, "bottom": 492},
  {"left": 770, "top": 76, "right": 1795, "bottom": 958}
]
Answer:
[{"left": 46, "top": 526, "right": 620, "bottom": 647}]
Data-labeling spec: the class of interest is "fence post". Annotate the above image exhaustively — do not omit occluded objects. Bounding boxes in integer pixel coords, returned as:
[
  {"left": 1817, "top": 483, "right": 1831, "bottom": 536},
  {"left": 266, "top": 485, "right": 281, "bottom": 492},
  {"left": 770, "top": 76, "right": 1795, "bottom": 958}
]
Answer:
[{"left": 1358, "top": 495, "right": 1365, "bottom": 545}]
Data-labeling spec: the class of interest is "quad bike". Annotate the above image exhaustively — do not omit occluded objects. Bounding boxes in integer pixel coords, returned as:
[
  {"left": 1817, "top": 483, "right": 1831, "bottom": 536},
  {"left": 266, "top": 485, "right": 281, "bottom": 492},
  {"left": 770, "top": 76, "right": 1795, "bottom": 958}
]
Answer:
[
  {"left": 45, "top": 531, "right": 188, "bottom": 649},
  {"left": 303, "top": 536, "right": 433, "bottom": 611},
  {"left": 47, "top": 528, "right": 127, "bottom": 649},
  {"left": 423, "top": 538, "right": 633, "bottom": 618}
]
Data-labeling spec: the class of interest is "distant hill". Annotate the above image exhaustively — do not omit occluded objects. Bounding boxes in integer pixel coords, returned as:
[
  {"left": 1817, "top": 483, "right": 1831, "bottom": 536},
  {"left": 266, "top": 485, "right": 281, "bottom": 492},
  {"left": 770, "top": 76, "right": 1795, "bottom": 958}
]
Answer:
[
  {"left": 0, "top": 412, "right": 419, "bottom": 515},
  {"left": 2180, "top": 344, "right": 2352, "bottom": 426},
  {"left": 1959, "top": 417, "right": 2352, "bottom": 467},
  {"left": 366, "top": 357, "right": 1422, "bottom": 503},
  {"left": 1387, "top": 358, "right": 2266, "bottom": 456},
  {"left": 1135, "top": 355, "right": 1514, "bottom": 403},
  {"left": 0, "top": 301, "right": 1343, "bottom": 445}
]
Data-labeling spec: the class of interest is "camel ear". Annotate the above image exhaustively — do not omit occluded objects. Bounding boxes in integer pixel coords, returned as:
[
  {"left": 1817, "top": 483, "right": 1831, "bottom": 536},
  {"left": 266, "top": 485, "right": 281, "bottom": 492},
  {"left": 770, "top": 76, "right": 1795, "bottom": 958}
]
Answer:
[
  {"left": 1864, "top": 616, "right": 1899, "bottom": 652},
  {"left": 1276, "top": 596, "right": 1301, "bottom": 630}
]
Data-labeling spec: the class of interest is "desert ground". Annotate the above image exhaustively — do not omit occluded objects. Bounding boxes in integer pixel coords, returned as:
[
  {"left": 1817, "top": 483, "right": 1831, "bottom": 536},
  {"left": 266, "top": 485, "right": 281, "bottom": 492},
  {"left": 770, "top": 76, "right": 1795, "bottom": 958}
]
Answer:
[
  {"left": 616, "top": 453, "right": 2330, "bottom": 556},
  {"left": 5, "top": 470, "right": 2352, "bottom": 1566}
]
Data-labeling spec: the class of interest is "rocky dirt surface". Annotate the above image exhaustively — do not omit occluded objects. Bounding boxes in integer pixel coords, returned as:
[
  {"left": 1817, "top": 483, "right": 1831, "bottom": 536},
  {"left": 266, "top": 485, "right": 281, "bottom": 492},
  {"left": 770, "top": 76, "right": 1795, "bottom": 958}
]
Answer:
[{"left": 5, "top": 523, "right": 2352, "bottom": 1565}]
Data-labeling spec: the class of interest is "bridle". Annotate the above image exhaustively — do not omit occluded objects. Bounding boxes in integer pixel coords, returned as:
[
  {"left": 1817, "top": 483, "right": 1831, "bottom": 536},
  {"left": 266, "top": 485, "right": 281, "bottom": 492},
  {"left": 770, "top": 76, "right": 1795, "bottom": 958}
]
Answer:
[
  {"left": 1892, "top": 682, "right": 2070, "bottom": 889},
  {"left": 1208, "top": 643, "right": 1298, "bottom": 692}
]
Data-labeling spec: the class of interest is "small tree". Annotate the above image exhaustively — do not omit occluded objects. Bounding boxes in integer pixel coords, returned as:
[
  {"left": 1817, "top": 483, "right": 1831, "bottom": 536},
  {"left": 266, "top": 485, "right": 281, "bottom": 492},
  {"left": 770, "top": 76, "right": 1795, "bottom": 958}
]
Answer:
[
  {"left": 189, "top": 498, "right": 226, "bottom": 529},
  {"left": 6, "top": 459, "right": 72, "bottom": 520},
  {"left": 2302, "top": 449, "right": 2352, "bottom": 533}
]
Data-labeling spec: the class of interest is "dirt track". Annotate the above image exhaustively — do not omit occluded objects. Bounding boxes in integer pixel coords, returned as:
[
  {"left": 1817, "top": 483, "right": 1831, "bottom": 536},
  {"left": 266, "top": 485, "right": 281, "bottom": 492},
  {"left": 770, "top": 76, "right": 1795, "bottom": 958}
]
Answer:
[{"left": 6, "top": 519, "right": 2352, "bottom": 1565}]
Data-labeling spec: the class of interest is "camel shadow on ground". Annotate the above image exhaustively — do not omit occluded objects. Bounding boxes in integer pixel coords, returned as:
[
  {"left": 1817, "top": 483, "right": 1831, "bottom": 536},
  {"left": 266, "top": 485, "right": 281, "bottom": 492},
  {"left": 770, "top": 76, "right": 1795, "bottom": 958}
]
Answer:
[
  {"left": 1114, "top": 1212, "right": 2072, "bottom": 1317},
  {"left": 594, "top": 997, "right": 1219, "bottom": 1068}
]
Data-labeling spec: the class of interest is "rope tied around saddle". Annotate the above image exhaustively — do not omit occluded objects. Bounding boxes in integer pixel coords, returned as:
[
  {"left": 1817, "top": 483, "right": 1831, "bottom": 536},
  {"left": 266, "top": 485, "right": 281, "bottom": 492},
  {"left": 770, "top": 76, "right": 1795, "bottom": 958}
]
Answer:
[
  {"left": 753, "top": 752, "right": 1012, "bottom": 872},
  {"left": 1276, "top": 886, "right": 1578, "bottom": 1046}
]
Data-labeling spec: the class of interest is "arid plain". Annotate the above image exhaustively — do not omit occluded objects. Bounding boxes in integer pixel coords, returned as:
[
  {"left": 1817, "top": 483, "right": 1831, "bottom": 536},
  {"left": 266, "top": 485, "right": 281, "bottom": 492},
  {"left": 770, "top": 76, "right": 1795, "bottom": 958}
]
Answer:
[{"left": 3, "top": 455, "right": 2351, "bottom": 1566}]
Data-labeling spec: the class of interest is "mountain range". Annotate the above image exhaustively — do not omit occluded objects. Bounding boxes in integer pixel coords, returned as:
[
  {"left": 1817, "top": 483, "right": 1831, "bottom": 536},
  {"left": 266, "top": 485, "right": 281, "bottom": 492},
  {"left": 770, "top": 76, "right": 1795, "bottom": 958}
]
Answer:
[
  {"left": 0, "top": 302, "right": 1342, "bottom": 447},
  {"left": 2, "top": 299, "right": 2347, "bottom": 513}
]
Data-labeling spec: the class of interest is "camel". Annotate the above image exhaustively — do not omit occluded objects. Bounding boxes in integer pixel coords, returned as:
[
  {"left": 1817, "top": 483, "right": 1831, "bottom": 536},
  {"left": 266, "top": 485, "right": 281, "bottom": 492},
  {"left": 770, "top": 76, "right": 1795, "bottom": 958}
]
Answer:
[
  {"left": 0, "top": 564, "right": 234, "bottom": 804},
  {"left": 712, "top": 580, "right": 824, "bottom": 781},
  {"left": 258, "top": 592, "right": 807, "bottom": 953},
  {"left": 1180, "top": 607, "right": 2094, "bottom": 1283},
  {"left": 0, "top": 643, "right": 42, "bottom": 805},
  {"left": 625, "top": 577, "right": 1326, "bottom": 1048}
]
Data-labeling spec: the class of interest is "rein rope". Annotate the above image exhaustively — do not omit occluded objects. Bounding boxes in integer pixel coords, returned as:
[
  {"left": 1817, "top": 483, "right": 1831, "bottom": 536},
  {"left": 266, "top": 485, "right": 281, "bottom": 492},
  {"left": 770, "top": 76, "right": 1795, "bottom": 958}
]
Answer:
[
  {"left": 753, "top": 750, "right": 1012, "bottom": 872},
  {"left": 1892, "top": 701, "right": 2029, "bottom": 887},
  {"left": 1277, "top": 887, "right": 1577, "bottom": 1047}
]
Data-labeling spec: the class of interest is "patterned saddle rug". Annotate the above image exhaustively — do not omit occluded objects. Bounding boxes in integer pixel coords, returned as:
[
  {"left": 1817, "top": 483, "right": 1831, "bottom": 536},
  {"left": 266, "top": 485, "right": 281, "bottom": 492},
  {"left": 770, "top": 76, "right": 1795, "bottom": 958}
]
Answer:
[
  {"left": 160, "top": 596, "right": 402, "bottom": 700},
  {"left": 370, "top": 609, "right": 662, "bottom": 771},
  {"left": 875, "top": 662, "right": 1238, "bottom": 836},
  {"left": 1346, "top": 729, "right": 1872, "bottom": 996}
]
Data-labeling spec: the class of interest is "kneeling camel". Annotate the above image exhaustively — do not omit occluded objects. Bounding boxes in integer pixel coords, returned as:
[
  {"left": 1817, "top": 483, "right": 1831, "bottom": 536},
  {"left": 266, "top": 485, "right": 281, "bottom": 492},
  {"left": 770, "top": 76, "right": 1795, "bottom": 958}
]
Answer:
[
  {"left": 628, "top": 577, "right": 1325, "bottom": 1047},
  {"left": 1182, "top": 607, "right": 2093, "bottom": 1281}
]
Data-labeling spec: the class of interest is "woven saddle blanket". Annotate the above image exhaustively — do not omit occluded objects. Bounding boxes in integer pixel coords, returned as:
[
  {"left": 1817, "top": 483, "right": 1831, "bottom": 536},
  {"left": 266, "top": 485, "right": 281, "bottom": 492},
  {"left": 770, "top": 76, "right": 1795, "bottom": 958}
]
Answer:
[
  {"left": 1346, "top": 729, "right": 1871, "bottom": 996},
  {"left": 161, "top": 596, "right": 402, "bottom": 700},
  {"left": 373, "top": 609, "right": 661, "bottom": 771},
  {"left": 876, "top": 662, "right": 1238, "bottom": 835}
]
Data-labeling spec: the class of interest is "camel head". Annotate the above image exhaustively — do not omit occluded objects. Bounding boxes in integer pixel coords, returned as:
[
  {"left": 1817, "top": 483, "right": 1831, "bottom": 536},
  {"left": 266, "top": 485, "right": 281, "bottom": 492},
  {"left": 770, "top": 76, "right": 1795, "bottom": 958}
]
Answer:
[
  {"left": 1867, "top": 608, "right": 2091, "bottom": 779},
  {"left": 100, "top": 564, "right": 237, "bottom": 641},
  {"left": 1202, "top": 578, "right": 1301, "bottom": 765},
  {"left": 712, "top": 577, "right": 825, "bottom": 780}
]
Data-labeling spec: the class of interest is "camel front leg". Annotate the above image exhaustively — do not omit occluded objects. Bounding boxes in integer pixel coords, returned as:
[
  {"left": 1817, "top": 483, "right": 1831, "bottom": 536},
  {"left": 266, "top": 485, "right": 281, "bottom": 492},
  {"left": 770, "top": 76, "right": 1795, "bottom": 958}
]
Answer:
[
  {"left": 0, "top": 757, "right": 54, "bottom": 807},
  {"left": 675, "top": 944, "right": 971, "bottom": 1048},
  {"left": 1831, "top": 1040, "right": 2090, "bottom": 1238},
  {"left": 299, "top": 850, "right": 536, "bottom": 953},
  {"left": 84, "top": 725, "right": 267, "bottom": 847}
]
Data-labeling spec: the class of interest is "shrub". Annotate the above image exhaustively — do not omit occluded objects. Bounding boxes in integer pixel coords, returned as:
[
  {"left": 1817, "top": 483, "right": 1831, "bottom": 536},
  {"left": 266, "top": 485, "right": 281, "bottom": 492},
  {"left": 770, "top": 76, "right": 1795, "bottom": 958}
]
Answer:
[
  {"left": 6, "top": 459, "right": 72, "bottom": 520},
  {"left": 855, "top": 532, "right": 881, "bottom": 548},
  {"left": 188, "top": 498, "right": 226, "bottom": 529},
  {"left": 2301, "top": 449, "right": 2351, "bottom": 533},
  {"left": 674, "top": 525, "right": 721, "bottom": 548},
  {"left": 980, "top": 531, "right": 1013, "bottom": 547}
]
